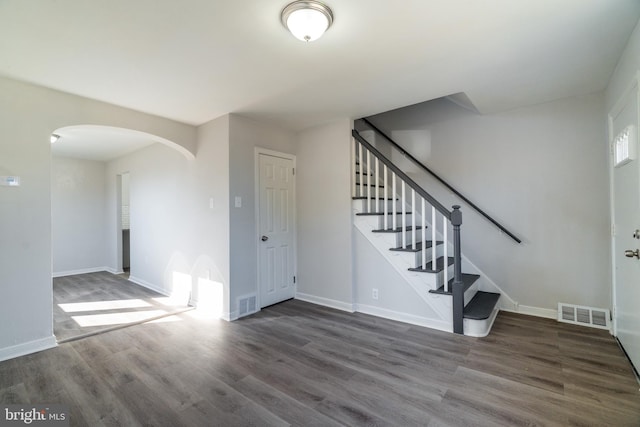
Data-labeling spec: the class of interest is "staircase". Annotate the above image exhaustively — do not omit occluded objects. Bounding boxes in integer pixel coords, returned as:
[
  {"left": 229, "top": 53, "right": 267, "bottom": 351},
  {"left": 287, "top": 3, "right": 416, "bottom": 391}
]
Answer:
[{"left": 352, "top": 126, "right": 502, "bottom": 337}]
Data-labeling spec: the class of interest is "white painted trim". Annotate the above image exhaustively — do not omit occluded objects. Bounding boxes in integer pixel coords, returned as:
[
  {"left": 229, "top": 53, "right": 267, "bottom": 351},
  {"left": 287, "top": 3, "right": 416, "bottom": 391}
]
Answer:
[
  {"left": 0, "top": 335, "right": 57, "bottom": 362},
  {"left": 106, "top": 267, "right": 124, "bottom": 275},
  {"left": 464, "top": 308, "right": 500, "bottom": 337},
  {"left": 52, "top": 267, "right": 110, "bottom": 278},
  {"left": 355, "top": 303, "right": 451, "bottom": 332},
  {"left": 609, "top": 71, "right": 640, "bottom": 338},
  {"left": 296, "top": 293, "right": 355, "bottom": 313},
  {"left": 501, "top": 305, "right": 557, "bottom": 319},
  {"left": 128, "top": 275, "right": 170, "bottom": 297},
  {"left": 254, "top": 147, "right": 297, "bottom": 310}
]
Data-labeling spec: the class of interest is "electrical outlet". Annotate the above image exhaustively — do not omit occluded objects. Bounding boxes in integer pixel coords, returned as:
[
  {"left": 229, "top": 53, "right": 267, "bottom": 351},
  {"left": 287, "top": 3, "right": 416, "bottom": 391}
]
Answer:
[{"left": 372, "top": 288, "right": 379, "bottom": 300}]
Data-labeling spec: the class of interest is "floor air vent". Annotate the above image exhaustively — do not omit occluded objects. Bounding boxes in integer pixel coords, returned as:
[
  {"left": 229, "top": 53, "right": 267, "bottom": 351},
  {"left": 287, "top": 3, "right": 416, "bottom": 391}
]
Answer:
[
  {"left": 558, "top": 303, "right": 610, "bottom": 330},
  {"left": 238, "top": 294, "right": 257, "bottom": 317}
]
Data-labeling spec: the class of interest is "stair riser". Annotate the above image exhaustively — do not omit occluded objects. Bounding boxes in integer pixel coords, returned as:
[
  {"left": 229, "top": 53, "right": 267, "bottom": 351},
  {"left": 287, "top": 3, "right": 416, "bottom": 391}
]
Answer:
[
  {"left": 432, "top": 283, "right": 479, "bottom": 311},
  {"left": 353, "top": 198, "right": 402, "bottom": 214},
  {"left": 374, "top": 214, "right": 415, "bottom": 230},
  {"left": 394, "top": 230, "right": 425, "bottom": 247},
  {"left": 463, "top": 306, "right": 499, "bottom": 337},
  {"left": 390, "top": 250, "right": 453, "bottom": 287},
  {"left": 408, "top": 247, "right": 447, "bottom": 268}
]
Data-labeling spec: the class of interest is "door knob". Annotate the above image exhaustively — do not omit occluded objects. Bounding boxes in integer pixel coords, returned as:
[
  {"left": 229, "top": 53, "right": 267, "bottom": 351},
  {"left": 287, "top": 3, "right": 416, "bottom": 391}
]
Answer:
[
  {"left": 261, "top": 235, "right": 269, "bottom": 242},
  {"left": 634, "top": 229, "right": 640, "bottom": 239},
  {"left": 625, "top": 249, "right": 639, "bottom": 259}
]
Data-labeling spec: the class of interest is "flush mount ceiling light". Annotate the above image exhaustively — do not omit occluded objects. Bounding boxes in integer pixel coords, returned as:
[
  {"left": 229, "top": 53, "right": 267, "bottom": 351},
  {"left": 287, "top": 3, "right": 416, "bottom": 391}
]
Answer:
[
  {"left": 50, "top": 134, "right": 60, "bottom": 144},
  {"left": 281, "top": 1, "right": 333, "bottom": 42}
]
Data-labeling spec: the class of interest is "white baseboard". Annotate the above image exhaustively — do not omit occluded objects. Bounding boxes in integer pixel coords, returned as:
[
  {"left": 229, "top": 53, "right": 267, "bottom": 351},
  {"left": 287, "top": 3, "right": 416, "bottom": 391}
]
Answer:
[
  {"left": 502, "top": 304, "right": 557, "bottom": 319},
  {"left": 128, "top": 275, "right": 170, "bottom": 297},
  {"left": 106, "top": 267, "right": 124, "bottom": 275},
  {"left": 355, "top": 303, "right": 451, "bottom": 332},
  {"left": 295, "top": 293, "right": 355, "bottom": 313},
  {"left": 0, "top": 335, "right": 57, "bottom": 362},
  {"left": 52, "top": 266, "right": 109, "bottom": 278}
]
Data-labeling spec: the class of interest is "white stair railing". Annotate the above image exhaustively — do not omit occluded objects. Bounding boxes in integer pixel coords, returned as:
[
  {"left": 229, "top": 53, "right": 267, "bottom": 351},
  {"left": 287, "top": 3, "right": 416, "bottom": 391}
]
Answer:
[
  {"left": 353, "top": 138, "right": 452, "bottom": 275},
  {"left": 353, "top": 129, "right": 465, "bottom": 334}
]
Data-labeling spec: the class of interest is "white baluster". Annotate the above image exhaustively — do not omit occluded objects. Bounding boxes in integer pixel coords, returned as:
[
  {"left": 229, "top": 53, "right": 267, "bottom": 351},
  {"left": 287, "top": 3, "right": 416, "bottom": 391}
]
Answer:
[
  {"left": 383, "top": 165, "right": 388, "bottom": 229},
  {"left": 421, "top": 198, "right": 426, "bottom": 269},
  {"left": 356, "top": 143, "right": 361, "bottom": 198},
  {"left": 375, "top": 157, "right": 380, "bottom": 213},
  {"left": 431, "top": 207, "right": 436, "bottom": 270},
  {"left": 401, "top": 181, "right": 407, "bottom": 249},
  {"left": 411, "top": 189, "right": 416, "bottom": 250},
  {"left": 443, "top": 215, "right": 449, "bottom": 292},
  {"left": 392, "top": 173, "right": 397, "bottom": 231},
  {"left": 366, "top": 150, "right": 371, "bottom": 213},
  {"left": 352, "top": 139, "right": 356, "bottom": 198}
]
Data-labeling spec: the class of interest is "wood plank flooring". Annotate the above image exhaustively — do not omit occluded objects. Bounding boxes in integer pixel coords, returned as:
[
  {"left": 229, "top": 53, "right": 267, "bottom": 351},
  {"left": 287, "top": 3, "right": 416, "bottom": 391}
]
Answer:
[
  {"left": 53, "top": 272, "right": 189, "bottom": 342},
  {"left": 2, "top": 298, "right": 639, "bottom": 426}
]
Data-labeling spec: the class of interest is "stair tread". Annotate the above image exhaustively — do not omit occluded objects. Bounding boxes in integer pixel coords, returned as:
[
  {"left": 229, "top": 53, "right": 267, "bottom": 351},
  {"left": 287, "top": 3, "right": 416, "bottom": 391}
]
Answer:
[
  {"left": 372, "top": 226, "right": 424, "bottom": 233},
  {"left": 355, "top": 183, "right": 385, "bottom": 188},
  {"left": 429, "top": 274, "right": 480, "bottom": 295},
  {"left": 408, "top": 256, "right": 454, "bottom": 273},
  {"left": 390, "top": 240, "right": 443, "bottom": 252},
  {"left": 356, "top": 212, "right": 412, "bottom": 216},
  {"left": 352, "top": 196, "right": 396, "bottom": 201},
  {"left": 463, "top": 291, "right": 500, "bottom": 320}
]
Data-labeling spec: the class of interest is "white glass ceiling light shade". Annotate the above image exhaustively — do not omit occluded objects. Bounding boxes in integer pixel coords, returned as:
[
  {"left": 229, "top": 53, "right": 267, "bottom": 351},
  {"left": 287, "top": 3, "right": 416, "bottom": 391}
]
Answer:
[{"left": 281, "top": 1, "right": 333, "bottom": 42}]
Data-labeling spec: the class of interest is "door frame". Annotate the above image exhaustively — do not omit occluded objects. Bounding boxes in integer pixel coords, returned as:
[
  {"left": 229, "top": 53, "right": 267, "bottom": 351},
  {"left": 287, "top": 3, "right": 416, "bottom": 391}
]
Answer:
[
  {"left": 609, "top": 71, "right": 640, "bottom": 337},
  {"left": 254, "top": 147, "right": 297, "bottom": 310}
]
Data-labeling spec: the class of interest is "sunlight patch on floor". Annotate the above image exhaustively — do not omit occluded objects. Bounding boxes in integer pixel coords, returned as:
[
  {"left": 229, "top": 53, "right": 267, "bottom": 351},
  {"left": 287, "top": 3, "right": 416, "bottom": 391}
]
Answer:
[
  {"left": 58, "top": 299, "right": 152, "bottom": 313},
  {"left": 72, "top": 310, "right": 168, "bottom": 327}
]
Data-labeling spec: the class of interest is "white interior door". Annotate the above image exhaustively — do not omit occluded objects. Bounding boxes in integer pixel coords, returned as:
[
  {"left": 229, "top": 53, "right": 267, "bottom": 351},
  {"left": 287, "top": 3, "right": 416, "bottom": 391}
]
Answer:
[
  {"left": 611, "top": 77, "right": 640, "bottom": 373},
  {"left": 258, "top": 153, "right": 295, "bottom": 308}
]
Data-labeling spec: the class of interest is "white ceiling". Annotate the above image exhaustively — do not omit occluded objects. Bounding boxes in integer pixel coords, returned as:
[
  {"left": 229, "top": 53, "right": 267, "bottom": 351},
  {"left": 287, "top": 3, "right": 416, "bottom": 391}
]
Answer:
[{"left": 1, "top": 0, "right": 639, "bottom": 136}]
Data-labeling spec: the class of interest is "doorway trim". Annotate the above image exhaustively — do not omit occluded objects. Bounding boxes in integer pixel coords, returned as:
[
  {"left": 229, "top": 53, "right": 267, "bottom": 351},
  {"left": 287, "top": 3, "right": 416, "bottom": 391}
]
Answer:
[{"left": 254, "top": 147, "right": 297, "bottom": 311}]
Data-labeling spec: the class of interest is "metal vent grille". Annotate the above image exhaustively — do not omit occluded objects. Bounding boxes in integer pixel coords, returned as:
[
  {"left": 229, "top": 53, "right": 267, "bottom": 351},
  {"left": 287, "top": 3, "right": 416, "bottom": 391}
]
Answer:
[
  {"left": 238, "top": 294, "right": 257, "bottom": 317},
  {"left": 558, "top": 303, "right": 610, "bottom": 330}
]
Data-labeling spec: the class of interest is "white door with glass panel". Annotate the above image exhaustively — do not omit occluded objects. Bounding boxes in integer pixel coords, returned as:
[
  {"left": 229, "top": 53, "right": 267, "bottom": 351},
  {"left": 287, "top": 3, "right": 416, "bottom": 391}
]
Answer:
[
  {"left": 258, "top": 153, "right": 296, "bottom": 308},
  {"left": 611, "top": 76, "right": 640, "bottom": 374}
]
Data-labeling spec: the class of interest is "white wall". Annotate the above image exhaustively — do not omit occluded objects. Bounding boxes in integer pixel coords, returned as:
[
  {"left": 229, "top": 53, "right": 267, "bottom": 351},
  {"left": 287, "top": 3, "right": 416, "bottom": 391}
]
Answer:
[
  {"left": 228, "top": 114, "right": 296, "bottom": 317},
  {"left": 368, "top": 92, "right": 609, "bottom": 313},
  {"left": 296, "top": 119, "right": 355, "bottom": 309},
  {"left": 192, "top": 115, "right": 231, "bottom": 318},
  {"left": 0, "top": 76, "right": 196, "bottom": 361},
  {"left": 105, "top": 143, "right": 194, "bottom": 294},
  {"left": 52, "top": 156, "right": 107, "bottom": 275},
  {"left": 607, "top": 19, "right": 640, "bottom": 111},
  {"left": 354, "top": 232, "right": 434, "bottom": 316}
]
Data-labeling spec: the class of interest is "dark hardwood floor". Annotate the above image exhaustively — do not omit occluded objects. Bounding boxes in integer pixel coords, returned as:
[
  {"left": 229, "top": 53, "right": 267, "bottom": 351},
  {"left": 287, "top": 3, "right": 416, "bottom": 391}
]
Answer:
[
  {"left": 2, "top": 297, "right": 639, "bottom": 426},
  {"left": 53, "top": 272, "right": 190, "bottom": 342}
]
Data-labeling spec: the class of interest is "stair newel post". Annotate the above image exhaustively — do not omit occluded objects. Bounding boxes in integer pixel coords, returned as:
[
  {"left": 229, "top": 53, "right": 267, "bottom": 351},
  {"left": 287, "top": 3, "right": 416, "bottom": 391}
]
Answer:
[{"left": 451, "top": 205, "right": 464, "bottom": 335}]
